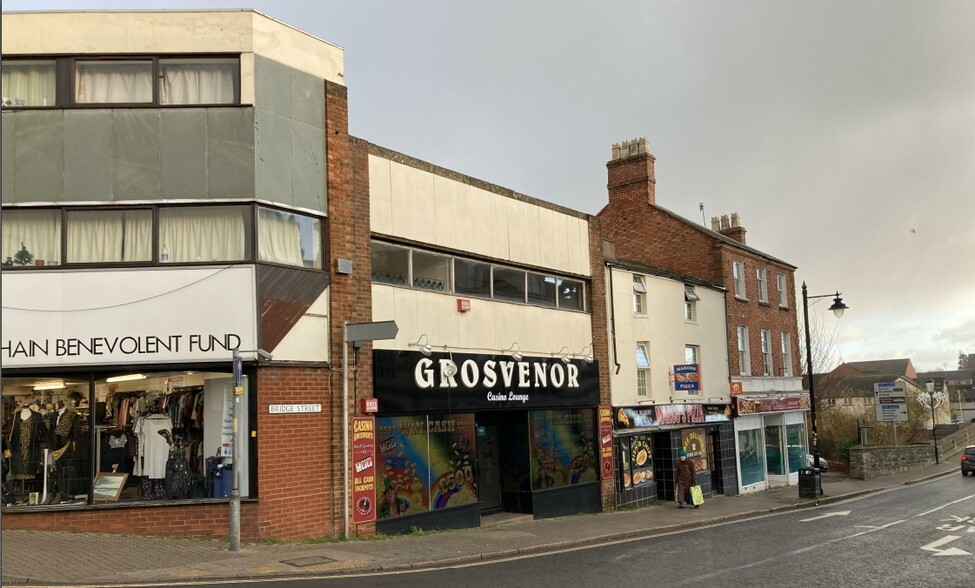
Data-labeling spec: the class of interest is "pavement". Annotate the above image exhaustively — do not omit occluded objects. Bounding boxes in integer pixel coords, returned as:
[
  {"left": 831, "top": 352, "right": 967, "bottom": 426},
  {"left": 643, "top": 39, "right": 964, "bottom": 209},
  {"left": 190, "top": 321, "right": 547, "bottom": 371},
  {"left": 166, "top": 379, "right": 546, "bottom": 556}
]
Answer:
[{"left": 0, "top": 460, "right": 963, "bottom": 586}]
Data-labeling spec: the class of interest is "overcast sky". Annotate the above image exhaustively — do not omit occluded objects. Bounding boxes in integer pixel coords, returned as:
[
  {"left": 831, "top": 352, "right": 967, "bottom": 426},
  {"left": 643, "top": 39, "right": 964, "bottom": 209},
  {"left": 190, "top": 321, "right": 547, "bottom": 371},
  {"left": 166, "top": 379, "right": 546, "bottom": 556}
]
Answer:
[{"left": 6, "top": 1, "right": 973, "bottom": 372}]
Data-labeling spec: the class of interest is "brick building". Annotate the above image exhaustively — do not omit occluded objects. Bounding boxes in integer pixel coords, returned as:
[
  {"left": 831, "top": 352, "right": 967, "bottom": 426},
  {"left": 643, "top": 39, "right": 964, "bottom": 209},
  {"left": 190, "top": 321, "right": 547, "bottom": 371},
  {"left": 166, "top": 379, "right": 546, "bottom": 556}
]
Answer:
[{"left": 597, "top": 138, "right": 808, "bottom": 493}]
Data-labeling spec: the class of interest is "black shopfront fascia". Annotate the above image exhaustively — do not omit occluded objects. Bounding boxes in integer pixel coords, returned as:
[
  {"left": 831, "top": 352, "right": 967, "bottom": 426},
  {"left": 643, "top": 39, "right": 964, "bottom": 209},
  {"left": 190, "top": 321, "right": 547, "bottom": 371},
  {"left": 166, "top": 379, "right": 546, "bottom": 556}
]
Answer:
[
  {"left": 373, "top": 350, "right": 599, "bottom": 412},
  {"left": 372, "top": 350, "right": 602, "bottom": 533}
]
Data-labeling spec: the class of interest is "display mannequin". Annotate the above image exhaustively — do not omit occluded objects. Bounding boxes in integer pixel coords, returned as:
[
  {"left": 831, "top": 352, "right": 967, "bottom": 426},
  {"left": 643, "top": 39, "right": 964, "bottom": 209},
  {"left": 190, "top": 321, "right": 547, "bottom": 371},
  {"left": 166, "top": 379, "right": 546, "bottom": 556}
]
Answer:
[
  {"left": 9, "top": 403, "right": 47, "bottom": 481},
  {"left": 50, "top": 400, "right": 81, "bottom": 502}
]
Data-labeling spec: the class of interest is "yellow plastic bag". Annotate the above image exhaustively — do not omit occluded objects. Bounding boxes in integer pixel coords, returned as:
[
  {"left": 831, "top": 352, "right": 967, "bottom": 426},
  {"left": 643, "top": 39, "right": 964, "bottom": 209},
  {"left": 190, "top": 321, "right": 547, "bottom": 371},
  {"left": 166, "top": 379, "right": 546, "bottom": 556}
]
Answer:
[{"left": 690, "top": 484, "right": 704, "bottom": 506}]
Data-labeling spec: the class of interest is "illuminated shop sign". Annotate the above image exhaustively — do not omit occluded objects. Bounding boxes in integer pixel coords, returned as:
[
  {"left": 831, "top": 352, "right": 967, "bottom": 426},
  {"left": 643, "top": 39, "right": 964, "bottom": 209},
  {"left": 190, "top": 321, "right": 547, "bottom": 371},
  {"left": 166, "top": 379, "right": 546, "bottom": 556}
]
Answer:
[{"left": 374, "top": 350, "right": 599, "bottom": 412}]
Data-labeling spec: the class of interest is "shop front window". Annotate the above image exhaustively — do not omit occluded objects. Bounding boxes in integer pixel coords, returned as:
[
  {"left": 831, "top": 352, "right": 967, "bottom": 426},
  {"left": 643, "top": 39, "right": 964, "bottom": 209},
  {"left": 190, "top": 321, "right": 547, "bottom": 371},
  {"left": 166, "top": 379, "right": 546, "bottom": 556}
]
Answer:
[
  {"left": 786, "top": 423, "right": 806, "bottom": 473},
  {"left": 618, "top": 434, "right": 653, "bottom": 491},
  {"left": 528, "top": 409, "right": 597, "bottom": 491},
  {"left": 1, "top": 370, "right": 241, "bottom": 507},
  {"left": 738, "top": 428, "right": 765, "bottom": 486},
  {"left": 764, "top": 425, "right": 785, "bottom": 476}
]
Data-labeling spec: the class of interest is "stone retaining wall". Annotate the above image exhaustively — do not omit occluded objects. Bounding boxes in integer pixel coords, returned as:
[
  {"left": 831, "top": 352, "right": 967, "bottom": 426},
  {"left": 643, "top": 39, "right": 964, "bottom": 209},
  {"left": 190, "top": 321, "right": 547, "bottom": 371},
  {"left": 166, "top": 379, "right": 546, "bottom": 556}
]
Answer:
[{"left": 849, "top": 423, "right": 975, "bottom": 480}]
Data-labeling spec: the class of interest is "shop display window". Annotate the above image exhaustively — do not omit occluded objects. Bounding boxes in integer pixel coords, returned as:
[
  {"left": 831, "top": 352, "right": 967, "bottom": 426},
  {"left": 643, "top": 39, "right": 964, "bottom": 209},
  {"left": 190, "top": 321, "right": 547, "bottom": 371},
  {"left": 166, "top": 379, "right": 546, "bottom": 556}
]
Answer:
[
  {"left": 528, "top": 409, "right": 597, "bottom": 491},
  {"left": 738, "top": 428, "right": 765, "bottom": 486},
  {"left": 375, "top": 413, "right": 477, "bottom": 520},
  {"left": 1, "top": 370, "right": 239, "bottom": 508},
  {"left": 618, "top": 435, "right": 654, "bottom": 491}
]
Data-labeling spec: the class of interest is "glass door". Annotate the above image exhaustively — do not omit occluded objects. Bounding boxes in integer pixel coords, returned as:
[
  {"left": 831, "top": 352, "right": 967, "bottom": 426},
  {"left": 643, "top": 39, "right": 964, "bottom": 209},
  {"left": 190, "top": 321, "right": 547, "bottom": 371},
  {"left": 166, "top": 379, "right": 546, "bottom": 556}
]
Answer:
[{"left": 764, "top": 425, "right": 785, "bottom": 476}]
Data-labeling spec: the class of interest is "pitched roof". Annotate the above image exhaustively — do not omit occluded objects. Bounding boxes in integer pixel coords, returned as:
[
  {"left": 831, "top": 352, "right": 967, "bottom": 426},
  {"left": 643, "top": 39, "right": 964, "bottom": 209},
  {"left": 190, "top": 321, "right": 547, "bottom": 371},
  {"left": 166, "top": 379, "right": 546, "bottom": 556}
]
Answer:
[
  {"left": 832, "top": 375, "right": 918, "bottom": 398},
  {"left": 840, "top": 359, "right": 914, "bottom": 377}
]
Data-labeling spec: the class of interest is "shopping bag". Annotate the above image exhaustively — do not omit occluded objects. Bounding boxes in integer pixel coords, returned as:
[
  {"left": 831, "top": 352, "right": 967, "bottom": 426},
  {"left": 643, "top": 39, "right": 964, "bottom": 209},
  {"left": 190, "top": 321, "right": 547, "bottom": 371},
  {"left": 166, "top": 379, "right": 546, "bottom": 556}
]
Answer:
[{"left": 690, "top": 484, "right": 704, "bottom": 506}]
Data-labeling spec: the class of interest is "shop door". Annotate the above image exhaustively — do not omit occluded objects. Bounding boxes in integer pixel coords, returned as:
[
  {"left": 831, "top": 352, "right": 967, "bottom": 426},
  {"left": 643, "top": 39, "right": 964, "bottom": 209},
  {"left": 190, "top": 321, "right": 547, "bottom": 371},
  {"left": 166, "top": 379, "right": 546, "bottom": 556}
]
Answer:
[
  {"left": 476, "top": 425, "right": 502, "bottom": 513},
  {"left": 708, "top": 431, "right": 723, "bottom": 494}
]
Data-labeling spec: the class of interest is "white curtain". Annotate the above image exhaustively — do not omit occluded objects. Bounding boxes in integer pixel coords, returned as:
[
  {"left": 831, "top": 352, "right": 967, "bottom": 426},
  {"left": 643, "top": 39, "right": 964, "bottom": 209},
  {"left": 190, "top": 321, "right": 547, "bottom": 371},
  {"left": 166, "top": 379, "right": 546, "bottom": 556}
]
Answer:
[
  {"left": 258, "top": 208, "right": 303, "bottom": 267},
  {"left": 159, "top": 206, "right": 248, "bottom": 263},
  {"left": 1, "top": 61, "right": 56, "bottom": 107},
  {"left": 160, "top": 61, "right": 237, "bottom": 105},
  {"left": 1, "top": 209, "right": 61, "bottom": 265},
  {"left": 76, "top": 61, "right": 153, "bottom": 104},
  {"left": 66, "top": 210, "right": 151, "bottom": 263}
]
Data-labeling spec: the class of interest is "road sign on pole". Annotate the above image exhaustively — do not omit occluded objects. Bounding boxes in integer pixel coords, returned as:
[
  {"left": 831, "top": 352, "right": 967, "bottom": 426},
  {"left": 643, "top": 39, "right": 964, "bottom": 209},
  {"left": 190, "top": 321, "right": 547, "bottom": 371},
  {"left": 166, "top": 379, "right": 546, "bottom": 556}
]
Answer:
[{"left": 874, "top": 382, "right": 908, "bottom": 422}]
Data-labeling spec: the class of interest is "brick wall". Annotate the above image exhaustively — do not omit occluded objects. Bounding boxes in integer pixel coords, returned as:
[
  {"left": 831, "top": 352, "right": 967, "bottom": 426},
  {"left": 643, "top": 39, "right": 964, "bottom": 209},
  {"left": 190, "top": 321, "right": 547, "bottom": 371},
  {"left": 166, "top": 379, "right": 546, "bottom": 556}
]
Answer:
[
  {"left": 255, "top": 366, "right": 333, "bottom": 539},
  {"left": 599, "top": 149, "right": 801, "bottom": 380},
  {"left": 1, "top": 502, "right": 258, "bottom": 539}
]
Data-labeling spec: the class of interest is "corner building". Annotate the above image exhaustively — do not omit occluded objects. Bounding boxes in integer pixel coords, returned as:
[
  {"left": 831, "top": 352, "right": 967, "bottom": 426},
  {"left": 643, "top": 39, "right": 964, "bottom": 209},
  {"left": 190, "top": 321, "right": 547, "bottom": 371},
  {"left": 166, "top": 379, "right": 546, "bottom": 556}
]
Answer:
[{"left": 1, "top": 10, "right": 356, "bottom": 539}]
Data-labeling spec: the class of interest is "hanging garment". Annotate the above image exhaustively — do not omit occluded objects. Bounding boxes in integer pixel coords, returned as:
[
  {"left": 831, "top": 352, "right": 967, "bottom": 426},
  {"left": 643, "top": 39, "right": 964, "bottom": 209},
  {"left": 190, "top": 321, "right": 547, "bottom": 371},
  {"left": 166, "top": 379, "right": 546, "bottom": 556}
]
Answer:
[{"left": 9, "top": 409, "right": 46, "bottom": 480}]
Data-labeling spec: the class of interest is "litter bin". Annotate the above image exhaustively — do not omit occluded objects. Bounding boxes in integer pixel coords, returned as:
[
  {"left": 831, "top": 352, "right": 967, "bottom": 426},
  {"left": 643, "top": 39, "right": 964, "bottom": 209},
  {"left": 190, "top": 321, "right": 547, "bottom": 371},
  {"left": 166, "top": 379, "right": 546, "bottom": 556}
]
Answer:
[
  {"left": 211, "top": 463, "right": 233, "bottom": 498},
  {"left": 798, "top": 467, "right": 821, "bottom": 498}
]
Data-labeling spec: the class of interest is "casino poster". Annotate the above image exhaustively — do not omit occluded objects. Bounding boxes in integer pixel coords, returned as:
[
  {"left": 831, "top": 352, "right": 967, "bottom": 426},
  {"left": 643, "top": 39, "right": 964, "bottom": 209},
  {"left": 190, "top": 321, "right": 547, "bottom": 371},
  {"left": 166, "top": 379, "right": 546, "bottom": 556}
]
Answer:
[
  {"left": 376, "top": 415, "right": 430, "bottom": 519},
  {"left": 529, "top": 409, "right": 597, "bottom": 490},
  {"left": 427, "top": 413, "right": 477, "bottom": 510},
  {"left": 351, "top": 417, "right": 376, "bottom": 524},
  {"left": 681, "top": 427, "right": 708, "bottom": 472}
]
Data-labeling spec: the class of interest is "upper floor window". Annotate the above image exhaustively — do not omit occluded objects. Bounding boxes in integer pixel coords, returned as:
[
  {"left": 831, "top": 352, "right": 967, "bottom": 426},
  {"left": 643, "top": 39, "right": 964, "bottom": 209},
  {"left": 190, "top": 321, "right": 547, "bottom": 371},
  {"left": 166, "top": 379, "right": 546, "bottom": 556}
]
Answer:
[
  {"left": 1, "top": 59, "right": 56, "bottom": 107},
  {"left": 756, "top": 268, "right": 769, "bottom": 303},
  {"left": 760, "top": 329, "right": 773, "bottom": 376},
  {"left": 737, "top": 326, "right": 750, "bottom": 376},
  {"left": 633, "top": 275, "right": 647, "bottom": 314},
  {"left": 636, "top": 343, "right": 650, "bottom": 396},
  {"left": 777, "top": 274, "right": 788, "bottom": 308},
  {"left": 370, "top": 241, "right": 588, "bottom": 312},
  {"left": 2, "top": 203, "right": 323, "bottom": 270},
  {"left": 685, "top": 345, "right": 700, "bottom": 365},
  {"left": 684, "top": 285, "right": 699, "bottom": 321},
  {"left": 2, "top": 56, "right": 240, "bottom": 109},
  {"left": 733, "top": 261, "right": 746, "bottom": 299},
  {"left": 781, "top": 332, "right": 793, "bottom": 377}
]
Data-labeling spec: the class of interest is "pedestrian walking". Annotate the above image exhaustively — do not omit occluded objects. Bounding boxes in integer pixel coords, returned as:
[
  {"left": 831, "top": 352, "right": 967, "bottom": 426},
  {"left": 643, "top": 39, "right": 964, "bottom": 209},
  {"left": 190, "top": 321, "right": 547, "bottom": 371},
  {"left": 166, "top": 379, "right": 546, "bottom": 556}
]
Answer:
[{"left": 675, "top": 449, "right": 697, "bottom": 508}]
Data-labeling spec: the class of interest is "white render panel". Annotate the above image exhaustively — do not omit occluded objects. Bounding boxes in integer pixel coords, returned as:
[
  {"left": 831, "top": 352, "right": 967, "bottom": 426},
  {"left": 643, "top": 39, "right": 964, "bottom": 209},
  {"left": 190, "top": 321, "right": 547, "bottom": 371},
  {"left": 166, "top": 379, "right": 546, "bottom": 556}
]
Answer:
[
  {"left": 269, "top": 288, "right": 329, "bottom": 363},
  {"left": 372, "top": 285, "right": 592, "bottom": 358},
  {"left": 1, "top": 11, "right": 345, "bottom": 98},
  {"left": 370, "top": 155, "right": 591, "bottom": 276},
  {"left": 1, "top": 266, "right": 258, "bottom": 368},
  {"left": 607, "top": 267, "right": 730, "bottom": 407}
]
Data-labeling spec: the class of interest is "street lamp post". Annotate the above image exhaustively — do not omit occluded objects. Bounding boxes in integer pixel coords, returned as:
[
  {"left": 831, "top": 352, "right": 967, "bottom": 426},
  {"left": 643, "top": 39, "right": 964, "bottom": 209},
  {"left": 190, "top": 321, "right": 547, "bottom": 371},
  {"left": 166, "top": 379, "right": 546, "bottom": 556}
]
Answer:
[
  {"left": 229, "top": 347, "right": 272, "bottom": 552},
  {"left": 802, "top": 282, "right": 848, "bottom": 472},
  {"left": 926, "top": 379, "right": 939, "bottom": 464}
]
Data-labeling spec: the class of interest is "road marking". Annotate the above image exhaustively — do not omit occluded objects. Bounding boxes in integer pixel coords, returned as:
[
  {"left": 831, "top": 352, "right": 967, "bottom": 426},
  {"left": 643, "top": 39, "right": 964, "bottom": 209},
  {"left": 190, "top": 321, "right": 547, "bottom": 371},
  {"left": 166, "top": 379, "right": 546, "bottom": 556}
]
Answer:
[
  {"left": 800, "top": 510, "right": 851, "bottom": 522},
  {"left": 921, "top": 535, "right": 972, "bottom": 556}
]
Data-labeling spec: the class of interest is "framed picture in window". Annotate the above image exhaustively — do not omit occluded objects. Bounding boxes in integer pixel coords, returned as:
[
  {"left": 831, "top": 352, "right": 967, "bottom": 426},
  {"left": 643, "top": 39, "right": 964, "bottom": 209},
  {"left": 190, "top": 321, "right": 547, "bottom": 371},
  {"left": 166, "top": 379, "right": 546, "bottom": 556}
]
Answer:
[{"left": 92, "top": 472, "right": 128, "bottom": 502}]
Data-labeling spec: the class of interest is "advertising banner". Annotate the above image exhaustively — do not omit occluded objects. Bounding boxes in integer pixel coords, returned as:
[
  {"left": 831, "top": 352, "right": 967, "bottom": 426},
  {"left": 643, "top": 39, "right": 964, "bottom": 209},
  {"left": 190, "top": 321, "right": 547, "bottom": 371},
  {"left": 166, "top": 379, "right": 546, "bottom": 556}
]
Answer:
[
  {"left": 599, "top": 407, "right": 614, "bottom": 479},
  {"left": 681, "top": 428, "right": 708, "bottom": 472},
  {"left": 734, "top": 394, "right": 810, "bottom": 416},
  {"left": 615, "top": 404, "right": 706, "bottom": 429},
  {"left": 351, "top": 417, "right": 377, "bottom": 524}
]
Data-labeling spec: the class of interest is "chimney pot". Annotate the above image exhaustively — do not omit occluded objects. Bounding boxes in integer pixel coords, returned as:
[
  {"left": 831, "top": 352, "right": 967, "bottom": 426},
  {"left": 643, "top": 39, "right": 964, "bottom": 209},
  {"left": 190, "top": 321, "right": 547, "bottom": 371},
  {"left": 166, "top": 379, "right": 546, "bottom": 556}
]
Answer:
[
  {"left": 731, "top": 212, "right": 740, "bottom": 228},
  {"left": 710, "top": 216, "right": 720, "bottom": 231},
  {"left": 721, "top": 214, "right": 730, "bottom": 230}
]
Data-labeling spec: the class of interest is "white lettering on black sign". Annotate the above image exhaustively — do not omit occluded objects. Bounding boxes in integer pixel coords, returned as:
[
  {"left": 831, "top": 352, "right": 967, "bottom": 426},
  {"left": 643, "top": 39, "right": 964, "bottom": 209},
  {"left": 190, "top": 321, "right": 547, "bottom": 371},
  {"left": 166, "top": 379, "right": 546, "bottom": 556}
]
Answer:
[{"left": 414, "top": 358, "right": 578, "bottom": 390}]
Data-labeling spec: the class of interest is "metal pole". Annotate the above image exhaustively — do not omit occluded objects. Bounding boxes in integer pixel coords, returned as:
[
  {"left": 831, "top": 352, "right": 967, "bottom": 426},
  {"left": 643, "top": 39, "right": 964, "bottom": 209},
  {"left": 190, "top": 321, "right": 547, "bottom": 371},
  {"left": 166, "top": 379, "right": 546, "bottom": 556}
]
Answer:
[
  {"left": 229, "top": 347, "right": 241, "bottom": 552},
  {"left": 931, "top": 392, "right": 939, "bottom": 464},
  {"left": 342, "top": 322, "right": 349, "bottom": 539},
  {"left": 802, "top": 282, "right": 821, "bottom": 471}
]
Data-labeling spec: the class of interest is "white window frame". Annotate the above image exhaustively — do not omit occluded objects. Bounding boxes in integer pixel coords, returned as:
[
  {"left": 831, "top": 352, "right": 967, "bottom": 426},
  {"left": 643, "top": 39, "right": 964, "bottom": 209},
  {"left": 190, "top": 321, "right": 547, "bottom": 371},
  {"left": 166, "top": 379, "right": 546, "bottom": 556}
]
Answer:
[
  {"left": 685, "top": 345, "right": 700, "bottom": 365},
  {"left": 761, "top": 329, "right": 773, "bottom": 376},
  {"left": 777, "top": 274, "right": 788, "bottom": 308},
  {"left": 737, "top": 326, "right": 750, "bottom": 376},
  {"left": 636, "top": 342, "right": 650, "bottom": 396},
  {"left": 684, "top": 285, "right": 699, "bottom": 321},
  {"left": 633, "top": 275, "right": 647, "bottom": 315},
  {"left": 733, "top": 261, "right": 746, "bottom": 299},
  {"left": 781, "top": 332, "right": 793, "bottom": 377},
  {"left": 757, "top": 268, "right": 769, "bottom": 304}
]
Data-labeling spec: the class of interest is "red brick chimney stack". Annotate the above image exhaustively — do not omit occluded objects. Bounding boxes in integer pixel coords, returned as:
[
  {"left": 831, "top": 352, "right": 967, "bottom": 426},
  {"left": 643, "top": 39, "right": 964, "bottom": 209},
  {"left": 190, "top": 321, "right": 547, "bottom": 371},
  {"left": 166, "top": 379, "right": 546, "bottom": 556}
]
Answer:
[{"left": 607, "top": 138, "right": 655, "bottom": 207}]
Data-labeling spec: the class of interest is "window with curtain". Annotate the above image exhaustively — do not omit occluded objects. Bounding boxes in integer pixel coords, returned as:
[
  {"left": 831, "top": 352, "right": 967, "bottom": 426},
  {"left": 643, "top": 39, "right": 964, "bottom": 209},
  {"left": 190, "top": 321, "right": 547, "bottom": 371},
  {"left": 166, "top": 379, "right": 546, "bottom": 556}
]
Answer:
[
  {"left": 75, "top": 60, "right": 153, "bottom": 104},
  {"left": 160, "top": 58, "right": 239, "bottom": 105},
  {"left": 158, "top": 205, "right": 250, "bottom": 263},
  {"left": 1, "top": 209, "right": 61, "bottom": 266},
  {"left": 66, "top": 209, "right": 152, "bottom": 263},
  {"left": 1, "top": 60, "right": 56, "bottom": 107},
  {"left": 257, "top": 207, "right": 311, "bottom": 268}
]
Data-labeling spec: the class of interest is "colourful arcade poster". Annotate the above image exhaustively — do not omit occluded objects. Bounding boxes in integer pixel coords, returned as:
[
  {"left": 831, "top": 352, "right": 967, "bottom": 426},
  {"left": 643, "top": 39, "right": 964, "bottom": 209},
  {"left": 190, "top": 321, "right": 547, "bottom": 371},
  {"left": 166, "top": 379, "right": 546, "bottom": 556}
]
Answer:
[
  {"left": 529, "top": 409, "right": 598, "bottom": 490},
  {"left": 427, "top": 413, "right": 477, "bottom": 510},
  {"left": 376, "top": 415, "right": 429, "bottom": 519},
  {"left": 351, "top": 417, "right": 376, "bottom": 524}
]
